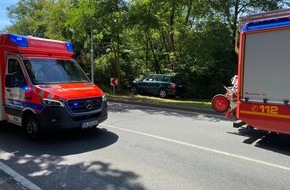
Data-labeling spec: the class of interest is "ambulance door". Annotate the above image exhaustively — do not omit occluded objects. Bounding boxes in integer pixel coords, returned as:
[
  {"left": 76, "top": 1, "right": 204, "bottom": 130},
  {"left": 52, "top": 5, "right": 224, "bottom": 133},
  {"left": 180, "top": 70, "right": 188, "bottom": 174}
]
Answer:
[{"left": 4, "top": 55, "right": 27, "bottom": 126}]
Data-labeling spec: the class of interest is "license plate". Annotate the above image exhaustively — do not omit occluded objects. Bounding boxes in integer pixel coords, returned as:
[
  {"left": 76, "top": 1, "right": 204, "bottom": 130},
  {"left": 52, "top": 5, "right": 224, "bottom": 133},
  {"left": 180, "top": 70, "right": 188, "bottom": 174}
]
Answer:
[{"left": 81, "top": 120, "right": 98, "bottom": 129}]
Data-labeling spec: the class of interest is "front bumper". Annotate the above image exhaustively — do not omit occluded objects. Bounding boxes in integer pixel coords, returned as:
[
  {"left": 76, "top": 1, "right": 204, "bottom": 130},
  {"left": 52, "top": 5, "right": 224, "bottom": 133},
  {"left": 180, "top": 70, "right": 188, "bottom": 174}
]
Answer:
[{"left": 36, "top": 101, "right": 108, "bottom": 131}]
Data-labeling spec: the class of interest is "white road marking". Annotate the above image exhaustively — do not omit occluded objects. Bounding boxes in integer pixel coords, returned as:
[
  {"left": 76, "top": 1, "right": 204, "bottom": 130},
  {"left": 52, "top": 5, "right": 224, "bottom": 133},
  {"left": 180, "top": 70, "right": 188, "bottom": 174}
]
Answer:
[
  {"left": 102, "top": 124, "right": 290, "bottom": 171},
  {"left": 0, "top": 161, "right": 42, "bottom": 190}
]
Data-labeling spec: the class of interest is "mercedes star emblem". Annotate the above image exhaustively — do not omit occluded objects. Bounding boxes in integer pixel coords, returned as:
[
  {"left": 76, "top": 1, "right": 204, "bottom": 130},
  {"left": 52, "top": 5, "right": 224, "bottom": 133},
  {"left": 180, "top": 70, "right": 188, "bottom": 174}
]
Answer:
[{"left": 85, "top": 100, "right": 93, "bottom": 110}]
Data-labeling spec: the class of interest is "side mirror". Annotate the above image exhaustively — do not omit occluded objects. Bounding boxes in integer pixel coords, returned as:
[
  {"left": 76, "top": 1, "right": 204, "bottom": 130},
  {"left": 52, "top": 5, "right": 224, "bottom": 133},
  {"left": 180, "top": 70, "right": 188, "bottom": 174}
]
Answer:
[{"left": 5, "top": 74, "right": 15, "bottom": 88}]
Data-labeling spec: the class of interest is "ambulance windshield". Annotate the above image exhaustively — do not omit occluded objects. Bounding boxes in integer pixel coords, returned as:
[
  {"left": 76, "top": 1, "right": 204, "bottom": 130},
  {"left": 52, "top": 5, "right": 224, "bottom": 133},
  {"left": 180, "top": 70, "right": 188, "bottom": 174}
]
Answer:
[{"left": 24, "top": 58, "right": 90, "bottom": 85}]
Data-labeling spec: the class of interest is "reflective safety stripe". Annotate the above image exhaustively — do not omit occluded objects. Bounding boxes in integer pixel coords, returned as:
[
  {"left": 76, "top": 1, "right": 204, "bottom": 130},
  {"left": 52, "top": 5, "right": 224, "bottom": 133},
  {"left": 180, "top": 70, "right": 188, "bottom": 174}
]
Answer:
[
  {"left": 33, "top": 87, "right": 61, "bottom": 101},
  {"left": 39, "top": 90, "right": 45, "bottom": 97},
  {"left": 47, "top": 93, "right": 54, "bottom": 99},
  {"left": 240, "top": 110, "right": 290, "bottom": 119}
]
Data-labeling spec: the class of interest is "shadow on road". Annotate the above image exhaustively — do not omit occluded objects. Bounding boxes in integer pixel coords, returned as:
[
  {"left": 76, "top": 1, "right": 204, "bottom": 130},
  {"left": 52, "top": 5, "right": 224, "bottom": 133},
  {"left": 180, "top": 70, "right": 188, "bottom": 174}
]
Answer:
[
  {"left": 228, "top": 128, "right": 290, "bottom": 156},
  {"left": 0, "top": 123, "right": 118, "bottom": 156},
  {"left": 0, "top": 123, "right": 146, "bottom": 189},
  {"left": 42, "top": 160, "right": 145, "bottom": 189}
]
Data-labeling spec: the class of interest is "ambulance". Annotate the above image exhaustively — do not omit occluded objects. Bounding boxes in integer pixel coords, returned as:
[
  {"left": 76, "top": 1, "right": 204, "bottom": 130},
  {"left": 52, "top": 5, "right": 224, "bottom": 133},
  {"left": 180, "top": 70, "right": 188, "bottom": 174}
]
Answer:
[{"left": 0, "top": 34, "right": 108, "bottom": 139}]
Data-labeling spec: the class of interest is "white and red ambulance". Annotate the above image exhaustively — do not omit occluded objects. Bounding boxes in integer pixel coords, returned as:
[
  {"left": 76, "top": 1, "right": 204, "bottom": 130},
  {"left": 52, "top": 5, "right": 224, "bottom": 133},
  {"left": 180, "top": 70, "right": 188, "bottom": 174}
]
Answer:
[{"left": 0, "top": 34, "right": 107, "bottom": 139}]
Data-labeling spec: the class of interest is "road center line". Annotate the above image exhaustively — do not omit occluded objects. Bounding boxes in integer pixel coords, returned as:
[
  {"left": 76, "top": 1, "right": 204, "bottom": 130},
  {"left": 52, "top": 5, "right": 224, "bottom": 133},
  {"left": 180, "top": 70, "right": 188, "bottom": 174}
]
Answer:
[
  {"left": 102, "top": 124, "right": 290, "bottom": 171},
  {"left": 0, "top": 161, "right": 42, "bottom": 190}
]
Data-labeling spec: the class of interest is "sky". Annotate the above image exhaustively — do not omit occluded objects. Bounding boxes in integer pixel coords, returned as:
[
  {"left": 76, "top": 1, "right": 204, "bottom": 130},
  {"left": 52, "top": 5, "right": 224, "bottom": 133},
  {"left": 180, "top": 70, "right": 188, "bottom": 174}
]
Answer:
[{"left": 0, "top": 0, "right": 19, "bottom": 30}]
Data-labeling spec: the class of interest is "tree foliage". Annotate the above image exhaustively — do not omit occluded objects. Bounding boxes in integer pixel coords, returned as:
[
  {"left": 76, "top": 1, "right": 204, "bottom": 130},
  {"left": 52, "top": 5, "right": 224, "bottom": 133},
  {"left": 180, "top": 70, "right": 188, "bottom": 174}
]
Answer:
[{"left": 4, "top": 0, "right": 290, "bottom": 98}]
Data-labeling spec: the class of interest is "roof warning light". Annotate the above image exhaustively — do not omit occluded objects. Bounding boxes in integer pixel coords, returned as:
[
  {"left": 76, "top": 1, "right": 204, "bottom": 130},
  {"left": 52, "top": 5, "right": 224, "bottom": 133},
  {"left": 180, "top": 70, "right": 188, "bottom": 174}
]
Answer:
[{"left": 8, "top": 34, "right": 29, "bottom": 47}]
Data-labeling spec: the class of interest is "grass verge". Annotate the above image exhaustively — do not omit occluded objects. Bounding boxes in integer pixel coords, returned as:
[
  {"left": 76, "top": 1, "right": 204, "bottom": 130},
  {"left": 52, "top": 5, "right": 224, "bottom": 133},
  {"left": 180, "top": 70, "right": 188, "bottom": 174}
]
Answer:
[{"left": 106, "top": 93, "right": 212, "bottom": 110}]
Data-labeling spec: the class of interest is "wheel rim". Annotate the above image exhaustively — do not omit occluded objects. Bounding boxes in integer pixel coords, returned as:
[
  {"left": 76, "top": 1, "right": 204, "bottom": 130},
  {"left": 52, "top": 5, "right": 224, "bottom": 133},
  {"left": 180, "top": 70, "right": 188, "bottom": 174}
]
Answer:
[
  {"left": 159, "top": 90, "right": 167, "bottom": 98},
  {"left": 212, "top": 95, "right": 229, "bottom": 113},
  {"left": 27, "top": 121, "right": 38, "bottom": 135}
]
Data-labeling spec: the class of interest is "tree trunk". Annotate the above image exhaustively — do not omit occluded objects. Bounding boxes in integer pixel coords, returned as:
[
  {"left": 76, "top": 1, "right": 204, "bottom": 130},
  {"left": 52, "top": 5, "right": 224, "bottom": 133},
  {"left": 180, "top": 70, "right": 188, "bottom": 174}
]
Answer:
[
  {"left": 148, "top": 34, "right": 161, "bottom": 73},
  {"left": 169, "top": 0, "right": 176, "bottom": 70},
  {"left": 145, "top": 31, "right": 150, "bottom": 71}
]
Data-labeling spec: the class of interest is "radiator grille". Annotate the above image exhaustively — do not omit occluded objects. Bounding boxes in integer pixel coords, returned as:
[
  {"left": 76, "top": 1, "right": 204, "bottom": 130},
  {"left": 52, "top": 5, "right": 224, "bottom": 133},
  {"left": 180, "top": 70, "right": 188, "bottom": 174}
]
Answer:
[{"left": 67, "top": 97, "right": 102, "bottom": 113}]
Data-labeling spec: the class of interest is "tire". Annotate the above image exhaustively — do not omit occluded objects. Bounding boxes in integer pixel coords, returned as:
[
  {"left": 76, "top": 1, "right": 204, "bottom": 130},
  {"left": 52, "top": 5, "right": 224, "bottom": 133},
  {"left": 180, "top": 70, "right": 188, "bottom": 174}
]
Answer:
[
  {"left": 130, "top": 86, "right": 138, "bottom": 94},
  {"left": 25, "top": 114, "right": 42, "bottom": 141},
  {"left": 159, "top": 89, "right": 167, "bottom": 98}
]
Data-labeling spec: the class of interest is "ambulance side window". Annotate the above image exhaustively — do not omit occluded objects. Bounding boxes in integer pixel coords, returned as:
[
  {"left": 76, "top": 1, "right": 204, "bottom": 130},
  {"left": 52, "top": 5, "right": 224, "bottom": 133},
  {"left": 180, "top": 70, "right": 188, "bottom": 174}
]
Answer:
[{"left": 7, "top": 59, "right": 26, "bottom": 87}]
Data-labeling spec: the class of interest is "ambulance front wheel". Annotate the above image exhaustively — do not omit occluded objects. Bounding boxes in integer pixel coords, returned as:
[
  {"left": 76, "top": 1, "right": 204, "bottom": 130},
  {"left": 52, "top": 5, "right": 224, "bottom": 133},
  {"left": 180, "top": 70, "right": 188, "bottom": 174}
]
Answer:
[{"left": 25, "top": 114, "right": 42, "bottom": 140}]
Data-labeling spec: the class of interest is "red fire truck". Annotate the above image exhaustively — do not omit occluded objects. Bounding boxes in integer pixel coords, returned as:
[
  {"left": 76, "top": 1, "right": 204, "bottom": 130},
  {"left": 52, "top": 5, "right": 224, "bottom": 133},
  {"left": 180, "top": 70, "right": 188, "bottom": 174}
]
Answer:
[
  {"left": 212, "top": 9, "right": 290, "bottom": 135},
  {"left": 0, "top": 34, "right": 107, "bottom": 139}
]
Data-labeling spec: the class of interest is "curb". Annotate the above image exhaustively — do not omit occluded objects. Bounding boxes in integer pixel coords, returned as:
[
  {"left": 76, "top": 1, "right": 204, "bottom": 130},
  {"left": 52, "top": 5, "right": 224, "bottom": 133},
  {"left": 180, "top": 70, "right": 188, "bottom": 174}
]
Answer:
[
  {"left": 107, "top": 98, "right": 218, "bottom": 115},
  {"left": 0, "top": 170, "right": 23, "bottom": 190}
]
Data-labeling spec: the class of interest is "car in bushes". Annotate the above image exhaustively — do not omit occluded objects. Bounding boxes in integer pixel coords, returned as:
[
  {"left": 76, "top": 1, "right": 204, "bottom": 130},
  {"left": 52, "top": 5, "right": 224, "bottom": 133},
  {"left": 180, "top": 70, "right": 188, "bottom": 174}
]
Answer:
[{"left": 130, "top": 74, "right": 184, "bottom": 98}]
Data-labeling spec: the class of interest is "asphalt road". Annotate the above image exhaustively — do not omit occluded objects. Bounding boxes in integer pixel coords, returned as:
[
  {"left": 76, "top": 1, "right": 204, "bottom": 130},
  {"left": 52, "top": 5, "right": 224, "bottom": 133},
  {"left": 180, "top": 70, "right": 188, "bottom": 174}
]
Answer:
[{"left": 0, "top": 102, "right": 290, "bottom": 189}]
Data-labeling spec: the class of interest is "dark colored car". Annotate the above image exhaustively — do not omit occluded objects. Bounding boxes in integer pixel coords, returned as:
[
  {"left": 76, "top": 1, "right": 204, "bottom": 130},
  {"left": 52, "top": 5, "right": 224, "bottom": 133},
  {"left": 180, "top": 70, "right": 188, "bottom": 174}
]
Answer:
[{"left": 130, "top": 74, "right": 184, "bottom": 98}]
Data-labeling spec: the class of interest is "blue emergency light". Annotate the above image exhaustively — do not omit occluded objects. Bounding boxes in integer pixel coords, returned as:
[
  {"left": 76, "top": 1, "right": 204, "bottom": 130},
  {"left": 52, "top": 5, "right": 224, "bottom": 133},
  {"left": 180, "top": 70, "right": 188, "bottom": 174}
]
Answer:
[
  {"left": 8, "top": 34, "right": 74, "bottom": 52},
  {"left": 8, "top": 34, "right": 29, "bottom": 47},
  {"left": 65, "top": 42, "right": 73, "bottom": 52},
  {"left": 23, "top": 86, "right": 30, "bottom": 91},
  {"left": 243, "top": 17, "right": 290, "bottom": 32}
]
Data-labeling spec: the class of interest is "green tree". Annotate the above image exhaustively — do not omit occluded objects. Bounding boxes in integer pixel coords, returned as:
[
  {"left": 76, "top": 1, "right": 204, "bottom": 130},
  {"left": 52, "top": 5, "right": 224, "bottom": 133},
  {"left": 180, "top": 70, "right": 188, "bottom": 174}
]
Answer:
[
  {"left": 127, "top": 0, "right": 163, "bottom": 73},
  {"left": 4, "top": 0, "right": 290, "bottom": 98},
  {"left": 6, "top": 0, "right": 50, "bottom": 37},
  {"left": 210, "top": 0, "right": 287, "bottom": 40},
  {"left": 45, "top": 0, "right": 74, "bottom": 40},
  {"left": 178, "top": 17, "right": 234, "bottom": 98},
  {"left": 67, "top": 0, "right": 128, "bottom": 87}
]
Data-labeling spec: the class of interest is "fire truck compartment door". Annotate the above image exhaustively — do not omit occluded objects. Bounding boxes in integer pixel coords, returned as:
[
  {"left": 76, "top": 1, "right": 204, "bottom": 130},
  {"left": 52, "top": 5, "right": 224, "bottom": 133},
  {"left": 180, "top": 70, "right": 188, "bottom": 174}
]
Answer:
[{"left": 242, "top": 28, "right": 290, "bottom": 103}]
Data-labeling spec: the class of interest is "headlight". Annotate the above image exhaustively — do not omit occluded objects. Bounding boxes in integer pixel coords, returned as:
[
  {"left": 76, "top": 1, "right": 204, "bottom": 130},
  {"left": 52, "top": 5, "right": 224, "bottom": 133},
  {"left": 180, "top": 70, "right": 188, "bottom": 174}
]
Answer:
[
  {"left": 102, "top": 94, "right": 107, "bottom": 102},
  {"left": 41, "top": 98, "right": 64, "bottom": 107}
]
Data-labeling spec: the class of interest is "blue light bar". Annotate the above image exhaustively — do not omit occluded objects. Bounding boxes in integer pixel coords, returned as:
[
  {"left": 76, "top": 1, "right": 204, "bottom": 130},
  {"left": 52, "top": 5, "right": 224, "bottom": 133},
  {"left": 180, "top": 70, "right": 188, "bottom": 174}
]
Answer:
[
  {"left": 8, "top": 34, "right": 29, "bottom": 47},
  {"left": 242, "top": 17, "right": 290, "bottom": 32},
  {"left": 65, "top": 42, "right": 73, "bottom": 52}
]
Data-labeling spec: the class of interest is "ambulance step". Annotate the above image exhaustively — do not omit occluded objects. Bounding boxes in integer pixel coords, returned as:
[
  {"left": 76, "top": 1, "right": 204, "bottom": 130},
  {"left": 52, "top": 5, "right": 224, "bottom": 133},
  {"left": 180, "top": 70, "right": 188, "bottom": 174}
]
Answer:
[{"left": 233, "top": 120, "right": 246, "bottom": 128}]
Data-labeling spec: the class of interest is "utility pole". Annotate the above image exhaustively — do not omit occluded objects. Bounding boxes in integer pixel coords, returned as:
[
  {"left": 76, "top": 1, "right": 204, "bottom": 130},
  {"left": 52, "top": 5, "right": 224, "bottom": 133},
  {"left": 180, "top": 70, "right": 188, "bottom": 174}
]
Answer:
[{"left": 90, "top": 29, "right": 94, "bottom": 83}]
